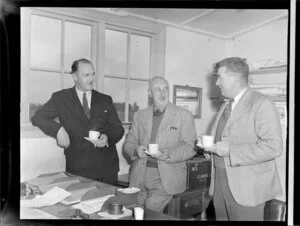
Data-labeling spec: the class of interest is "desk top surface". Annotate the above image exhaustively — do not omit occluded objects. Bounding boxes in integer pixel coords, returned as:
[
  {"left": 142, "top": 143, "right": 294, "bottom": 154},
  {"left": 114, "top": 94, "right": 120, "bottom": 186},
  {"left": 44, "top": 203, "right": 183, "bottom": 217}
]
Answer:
[{"left": 21, "top": 172, "right": 178, "bottom": 220}]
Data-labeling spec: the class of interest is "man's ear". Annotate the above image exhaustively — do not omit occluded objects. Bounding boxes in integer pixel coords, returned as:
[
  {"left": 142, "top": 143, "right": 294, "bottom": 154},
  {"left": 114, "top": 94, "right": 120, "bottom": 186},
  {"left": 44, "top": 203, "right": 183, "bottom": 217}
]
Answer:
[
  {"left": 148, "top": 89, "right": 152, "bottom": 98},
  {"left": 72, "top": 73, "right": 77, "bottom": 82}
]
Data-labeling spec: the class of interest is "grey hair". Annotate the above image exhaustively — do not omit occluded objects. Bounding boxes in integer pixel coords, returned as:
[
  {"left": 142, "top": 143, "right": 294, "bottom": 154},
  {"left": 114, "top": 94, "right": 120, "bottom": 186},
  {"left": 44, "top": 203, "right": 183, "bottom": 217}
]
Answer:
[
  {"left": 215, "top": 57, "right": 249, "bottom": 85},
  {"left": 148, "top": 76, "right": 169, "bottom": 90}
]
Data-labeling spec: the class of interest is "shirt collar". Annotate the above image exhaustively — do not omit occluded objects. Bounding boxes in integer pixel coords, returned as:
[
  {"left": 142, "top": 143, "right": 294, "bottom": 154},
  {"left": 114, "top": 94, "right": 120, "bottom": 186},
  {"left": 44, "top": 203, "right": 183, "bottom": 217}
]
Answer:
[
  {"left": 231, "top": 87, "right": 247, "bottom": 109},
  {"left": 75, "top": 87, "right": 92, "bottom": 98}
]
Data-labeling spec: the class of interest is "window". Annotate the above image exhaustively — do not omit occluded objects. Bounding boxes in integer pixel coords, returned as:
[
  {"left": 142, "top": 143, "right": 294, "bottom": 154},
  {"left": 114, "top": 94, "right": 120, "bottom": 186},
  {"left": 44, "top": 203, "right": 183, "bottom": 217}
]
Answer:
[
  {"left": 21, "top": 9, "right": 97, "bottom": 125},
  {"left": 104, "top": 27, "right": 152, "bottom": 122},
  {"left": 21, "top": 7, "right": 165, "bottom": 131}
]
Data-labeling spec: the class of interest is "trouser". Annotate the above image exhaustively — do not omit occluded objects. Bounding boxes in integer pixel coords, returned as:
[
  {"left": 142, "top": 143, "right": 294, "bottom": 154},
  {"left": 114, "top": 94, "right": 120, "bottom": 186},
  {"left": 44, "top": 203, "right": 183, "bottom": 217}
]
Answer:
[
  {"left": 66, "top": 163, "right": 118, "bottom": 185},
  {"left": 213, "top": 167, "right": 265, "bottom": 221},
  {"left": 137, "top": 167, "right": 173, "bottom": 212}
]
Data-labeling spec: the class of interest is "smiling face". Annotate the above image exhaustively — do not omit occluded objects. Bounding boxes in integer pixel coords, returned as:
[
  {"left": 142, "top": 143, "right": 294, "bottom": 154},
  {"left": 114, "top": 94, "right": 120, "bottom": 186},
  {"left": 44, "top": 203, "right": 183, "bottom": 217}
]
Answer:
[
  {"left": 216, "top": 66, "right": 237, "bottom": 98},
  {"left": 149, "top": 77, "right": 169, "bottom": 110},
  {"left": 72, "top": 62, "right": 95, "bottom": 92}
]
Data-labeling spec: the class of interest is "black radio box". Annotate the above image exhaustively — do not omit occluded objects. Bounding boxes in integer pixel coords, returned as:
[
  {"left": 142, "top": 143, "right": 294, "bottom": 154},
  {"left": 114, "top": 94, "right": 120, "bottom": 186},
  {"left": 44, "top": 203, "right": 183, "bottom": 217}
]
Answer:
[{"left": 186, "top": 157, "right": 211, "bottom": 191}]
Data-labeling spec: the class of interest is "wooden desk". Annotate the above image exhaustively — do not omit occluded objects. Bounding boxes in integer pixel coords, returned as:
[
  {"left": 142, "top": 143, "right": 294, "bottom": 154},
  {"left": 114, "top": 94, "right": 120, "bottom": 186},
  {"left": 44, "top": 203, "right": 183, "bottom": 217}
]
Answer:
[{"left": 21, "top": 172, "right": 178, "bottom": 220}]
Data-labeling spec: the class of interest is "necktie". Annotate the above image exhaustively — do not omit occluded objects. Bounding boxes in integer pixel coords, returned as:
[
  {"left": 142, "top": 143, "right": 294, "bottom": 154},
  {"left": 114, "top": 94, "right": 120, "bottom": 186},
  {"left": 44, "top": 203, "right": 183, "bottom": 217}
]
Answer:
[
  {"left": 215, "top": 98, "right": 234, "bottom": 142},
  {"left": 82, "top": 92, "right": 90, "bottom": 118},
  {"left": 153, "top": 108, "right": 165, "bottom": 116}
]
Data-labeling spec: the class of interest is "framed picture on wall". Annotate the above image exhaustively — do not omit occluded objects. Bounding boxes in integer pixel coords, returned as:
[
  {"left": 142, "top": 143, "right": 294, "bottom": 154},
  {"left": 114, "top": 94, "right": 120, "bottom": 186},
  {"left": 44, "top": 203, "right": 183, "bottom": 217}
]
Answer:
[{"left": 173, "top": 85, "right": 202, "bottom": 118}]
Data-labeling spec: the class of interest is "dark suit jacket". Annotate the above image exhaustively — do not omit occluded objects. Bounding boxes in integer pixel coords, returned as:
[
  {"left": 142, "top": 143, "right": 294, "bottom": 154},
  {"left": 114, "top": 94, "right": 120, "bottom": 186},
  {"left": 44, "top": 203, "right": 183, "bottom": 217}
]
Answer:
[{"left": 31, "top": 87, "right": 124, "bottom": 182}]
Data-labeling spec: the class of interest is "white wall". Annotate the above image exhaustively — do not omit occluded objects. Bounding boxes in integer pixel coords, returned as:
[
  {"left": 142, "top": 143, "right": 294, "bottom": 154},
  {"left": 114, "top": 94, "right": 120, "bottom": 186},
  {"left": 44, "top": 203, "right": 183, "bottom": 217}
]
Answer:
[
  {"left": 226, "top": 18, "right": 288, "bottom": 63},
  {"left": 164, "top": 27, "right": 227, "bottom": 136},
  {"left": 21, "top": 137, "right": 66, "bottom": 182},
  {"left": 227, "top": 18, "right": 288, "bottom": 202},
  {"left": 21, "top": 132, "right": 130, "bottom": 181}
]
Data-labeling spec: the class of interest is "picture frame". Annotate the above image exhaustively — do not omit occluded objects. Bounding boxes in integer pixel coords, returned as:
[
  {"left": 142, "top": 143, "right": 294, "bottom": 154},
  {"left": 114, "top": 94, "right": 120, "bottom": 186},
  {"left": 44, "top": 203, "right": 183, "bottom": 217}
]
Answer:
[{"left": 173, "top": 85, "right": 202, "bottom": 118}]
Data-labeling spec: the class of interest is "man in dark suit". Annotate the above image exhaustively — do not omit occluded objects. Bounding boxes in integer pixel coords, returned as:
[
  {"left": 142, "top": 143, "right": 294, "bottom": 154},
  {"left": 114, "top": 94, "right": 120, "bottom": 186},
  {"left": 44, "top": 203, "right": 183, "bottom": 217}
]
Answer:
[{"left": 31, "top": 58, "right": 124, "bottom": 184}]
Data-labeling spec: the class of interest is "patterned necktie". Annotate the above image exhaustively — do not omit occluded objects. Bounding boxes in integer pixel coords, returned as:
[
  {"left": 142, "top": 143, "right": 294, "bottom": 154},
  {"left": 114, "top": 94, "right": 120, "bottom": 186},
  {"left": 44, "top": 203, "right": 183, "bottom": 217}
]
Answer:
[
  {"left": 82, "top": 92, "right": 90, "bottom": 118},
  {"left": 215, "top": 98, "right": 234, "bottom": 142}
]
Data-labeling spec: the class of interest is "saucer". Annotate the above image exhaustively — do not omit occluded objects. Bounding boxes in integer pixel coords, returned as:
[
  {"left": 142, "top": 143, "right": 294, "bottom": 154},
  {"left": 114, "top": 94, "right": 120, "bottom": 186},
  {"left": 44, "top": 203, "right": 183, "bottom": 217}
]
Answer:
[
  {"left": 116, "top": 187, "right": 141, "bottom": 194},
  {"left": 144, "top": 150, "right": 162, "bottom": 157},
  {"left": 196, "top": 143, "right": 216, "bottom": 149},
  {"left": 84, "top": 137, "right": 99, "bottom": 143}
]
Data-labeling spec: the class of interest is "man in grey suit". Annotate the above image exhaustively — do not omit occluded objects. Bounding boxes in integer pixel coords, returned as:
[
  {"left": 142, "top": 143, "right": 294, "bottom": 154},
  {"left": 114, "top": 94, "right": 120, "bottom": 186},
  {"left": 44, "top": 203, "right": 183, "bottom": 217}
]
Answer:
[
  {"left": 204, "top": 57, "right": 283, "bottom": 221},
  {"left": 123, "top": 76, "right": 197, "bottom": 212}
]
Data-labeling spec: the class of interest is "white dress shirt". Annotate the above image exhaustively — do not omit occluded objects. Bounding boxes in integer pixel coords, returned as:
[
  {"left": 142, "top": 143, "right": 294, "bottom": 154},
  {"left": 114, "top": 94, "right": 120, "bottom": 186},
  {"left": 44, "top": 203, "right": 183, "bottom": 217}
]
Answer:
[
  {"left": 75, "top": 88, "right": 92, "bottom": 109},
  {"left": 231, "top": 87, "right": 248, "bottom": 112}
]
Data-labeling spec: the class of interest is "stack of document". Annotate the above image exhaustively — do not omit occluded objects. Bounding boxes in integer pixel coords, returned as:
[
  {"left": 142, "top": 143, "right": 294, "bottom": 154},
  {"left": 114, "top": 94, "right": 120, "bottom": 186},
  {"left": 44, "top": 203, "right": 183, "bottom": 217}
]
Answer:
[
  {"left": 61, "top": 186, "right": 97, "bottom": 205},
  {"left": 72, "top": 195, "right": 114, "bottom": 214},
  {"left": 39, "top": 178, "right": 81, "bottom": 194},
  {"left": 21, "top": 186, "right": 71, "bottom": 208},
  {"left": 26, "top": 172, "right": 68, "bottom": 187},
  {"left": 20, "top": 207, "right": 59, "bottom": 219}
]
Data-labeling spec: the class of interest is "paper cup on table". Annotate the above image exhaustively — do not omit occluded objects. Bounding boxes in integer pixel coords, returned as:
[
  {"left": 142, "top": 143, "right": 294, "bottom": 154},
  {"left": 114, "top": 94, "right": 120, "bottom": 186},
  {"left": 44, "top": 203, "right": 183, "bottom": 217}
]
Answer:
[
  {"left": 148, "top": 144, "right": 159, "bottom": 154},
  {"left": 202, "top": 135, "right": 214, "bottom": 147},
  {"left": 134, "top": 206, "right": 144, "bottom": 220},
  {"left": 89, "top": 131, "right": 100, "bottom": 140}
]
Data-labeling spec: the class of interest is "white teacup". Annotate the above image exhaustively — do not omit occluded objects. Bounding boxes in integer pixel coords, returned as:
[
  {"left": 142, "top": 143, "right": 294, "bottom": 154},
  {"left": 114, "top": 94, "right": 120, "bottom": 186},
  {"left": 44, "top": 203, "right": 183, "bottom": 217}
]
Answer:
[
  {"left": 201, "top": 135, "right": 215, "bottom": 147},
  {"left": 89, "top": 131, "right": 100, "bottom": 140},
  {"left": 134, "top": 206, "right": 144, "bottom": 220},
  {"left": 148, "top": 144, "right": 159, "bottom": 154}
]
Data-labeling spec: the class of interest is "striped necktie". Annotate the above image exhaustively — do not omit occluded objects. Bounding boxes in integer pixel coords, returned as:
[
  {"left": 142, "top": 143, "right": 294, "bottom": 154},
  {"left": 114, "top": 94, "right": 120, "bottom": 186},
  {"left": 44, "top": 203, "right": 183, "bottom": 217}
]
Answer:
[
  {"left": 82, "top": 92, "right": 90, "bottom": 118},
  {"left": 215, "top": 99, "right": 234, "bottom": 142}
]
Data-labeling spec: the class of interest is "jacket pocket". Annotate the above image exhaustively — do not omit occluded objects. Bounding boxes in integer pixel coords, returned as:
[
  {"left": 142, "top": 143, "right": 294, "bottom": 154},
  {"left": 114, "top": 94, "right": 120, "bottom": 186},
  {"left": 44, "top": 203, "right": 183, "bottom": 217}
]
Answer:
[{"left": 252, "top": 162, "right": 272, "bottom": 173}]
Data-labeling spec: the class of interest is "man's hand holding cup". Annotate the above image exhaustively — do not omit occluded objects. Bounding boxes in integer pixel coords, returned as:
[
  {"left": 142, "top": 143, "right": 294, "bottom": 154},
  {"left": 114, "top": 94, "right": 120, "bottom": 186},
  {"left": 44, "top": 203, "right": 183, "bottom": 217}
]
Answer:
[{"left": 88, "top": 131, "right": 108, "bottom": 148}]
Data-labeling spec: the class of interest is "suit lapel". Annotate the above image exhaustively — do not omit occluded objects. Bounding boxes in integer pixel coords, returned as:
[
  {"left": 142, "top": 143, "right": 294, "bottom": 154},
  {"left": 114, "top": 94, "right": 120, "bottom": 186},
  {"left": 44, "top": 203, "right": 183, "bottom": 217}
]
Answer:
[
  {"left": 89, "top": 90, "right": 99, "bottom": 120},
  {"left": 157, "top": 103, "right": 175, "bottom": 134},
  {"left": 212, "top": 101, "right": 228, "bottom": 137},
  {"left": 66, "top": 87, "right": 89, "bottom": 127},
  {"left": 223, "top": 88, "right": 252, "bottom": 134},
  {"left": 141, "top": 107, "right": 153, "bottom": 142}
]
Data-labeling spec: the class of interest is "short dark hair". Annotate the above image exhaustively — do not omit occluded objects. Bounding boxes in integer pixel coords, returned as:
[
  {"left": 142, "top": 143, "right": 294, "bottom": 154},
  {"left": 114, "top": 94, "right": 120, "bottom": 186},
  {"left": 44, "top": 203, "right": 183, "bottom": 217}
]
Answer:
[
  {"left": 215, "top": 57, "right": 249, "bottom": 83},
  {"left": 71, "top": 58, "right": 92, "bottom": 73}
]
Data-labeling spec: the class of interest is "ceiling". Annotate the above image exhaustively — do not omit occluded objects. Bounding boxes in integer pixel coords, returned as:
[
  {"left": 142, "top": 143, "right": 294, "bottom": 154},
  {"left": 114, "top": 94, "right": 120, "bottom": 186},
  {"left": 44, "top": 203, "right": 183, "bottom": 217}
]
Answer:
[{"left": 94, "top": 8, "right": 288, "bottom": 39}]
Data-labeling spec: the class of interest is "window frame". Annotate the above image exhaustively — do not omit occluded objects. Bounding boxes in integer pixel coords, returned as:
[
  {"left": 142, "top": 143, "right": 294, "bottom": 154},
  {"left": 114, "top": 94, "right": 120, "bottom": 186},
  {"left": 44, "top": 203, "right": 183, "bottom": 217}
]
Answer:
[
  {"left": 104, "top": 24, "right": 155, "bottom": 123},
  {"left": 21, "top": 8, "right": 98, "bottom": 128},
  {"left": 21, "top": 7, "right": 166, "bottom": 138}
]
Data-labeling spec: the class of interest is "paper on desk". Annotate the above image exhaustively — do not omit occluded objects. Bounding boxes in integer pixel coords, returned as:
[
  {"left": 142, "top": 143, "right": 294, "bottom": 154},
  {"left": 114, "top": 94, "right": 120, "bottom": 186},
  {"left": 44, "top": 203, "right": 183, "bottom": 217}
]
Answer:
[
  {"left": 98, "top": 208, "right": 132, "bottom": 219},
  {"left": 60, "top": 186, "right": 97, "bottom": 205},
  {"left": 72, "top": 194, "right": 114, "bottom": 214},
  {"left": 26, "top": 173, "right": 68, "bottom": 187},
  {"left": 21, "top": 186, "right": 71, "bottom": 208},
  {"left": 39, "top": 178, "right": 81, "bottom": 194},
  {"left": 20, "top": 207, "right": 59, "bottom": 219}
]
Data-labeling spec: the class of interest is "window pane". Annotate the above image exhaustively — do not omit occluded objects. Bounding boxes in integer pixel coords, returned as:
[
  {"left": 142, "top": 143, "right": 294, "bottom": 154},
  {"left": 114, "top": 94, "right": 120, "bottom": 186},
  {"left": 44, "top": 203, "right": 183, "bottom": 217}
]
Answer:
[
  {"left": 64, "top": 21, "right": 92, "bottom": 71},
  {"left": 129, "top": 80, "right": 149, "bottom": 122},
  {"left": 105, "top": 29, "right": 127, "bottom": 77},
  {"left": 104, "top": 77, "right": 126, "bottom": 121},
  {"left": 130, "top": 34, "right": 150, "bottom": 79},
  {"left": 63, "top": 73, "right": 75, "bottom": 89},
  {"left": 29, "top": 71, "right": 61, "bottom": 121},
  {"left": 30, "top": 15, "right": 61, "bottom": 70}
]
